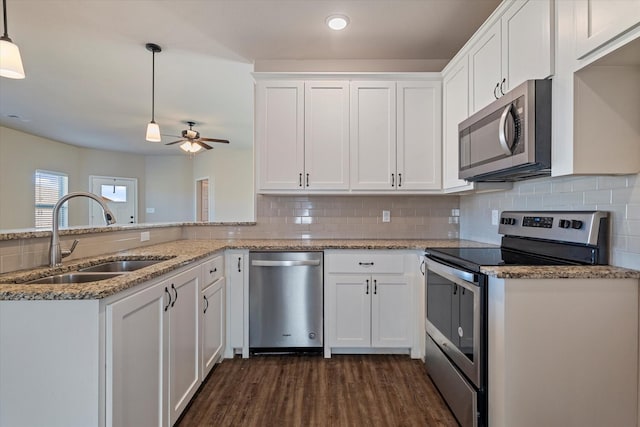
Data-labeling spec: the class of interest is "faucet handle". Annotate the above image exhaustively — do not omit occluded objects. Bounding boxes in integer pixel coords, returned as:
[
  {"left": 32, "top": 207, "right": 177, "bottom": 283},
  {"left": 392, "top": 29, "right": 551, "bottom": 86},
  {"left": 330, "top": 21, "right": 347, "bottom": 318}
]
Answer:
[{"left": 62, "top": 239, "right": 80, "bottom": 258}]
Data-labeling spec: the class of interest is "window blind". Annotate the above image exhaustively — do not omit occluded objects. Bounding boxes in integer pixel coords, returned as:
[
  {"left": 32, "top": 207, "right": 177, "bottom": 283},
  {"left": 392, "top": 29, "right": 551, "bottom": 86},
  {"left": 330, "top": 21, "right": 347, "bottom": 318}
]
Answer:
[{"left": 35, "top": 170, "right": 68, "bottom": 228}]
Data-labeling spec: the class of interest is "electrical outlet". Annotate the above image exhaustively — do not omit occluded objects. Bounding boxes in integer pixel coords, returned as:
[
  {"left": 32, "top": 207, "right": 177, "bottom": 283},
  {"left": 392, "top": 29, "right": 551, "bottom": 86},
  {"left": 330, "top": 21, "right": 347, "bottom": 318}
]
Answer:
[
  {"left": 382, "top": 210, "right": 391, "bottom": 223},
  {"left": 146, "top": 207, "right": 155, "bottom": 214},
  {"left": 491, "top": 210, "right": 500, "bottom": 226},
  {"left": 140, "top": 231, "right": 150, "bottom": 242}
]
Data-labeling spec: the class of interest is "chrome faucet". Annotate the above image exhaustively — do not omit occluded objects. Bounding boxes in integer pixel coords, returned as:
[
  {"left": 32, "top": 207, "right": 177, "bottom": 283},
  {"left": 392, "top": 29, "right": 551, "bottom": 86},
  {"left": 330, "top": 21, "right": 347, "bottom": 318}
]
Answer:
[{"left": 49, "top": 192, "right": 116, "bottom": 267}]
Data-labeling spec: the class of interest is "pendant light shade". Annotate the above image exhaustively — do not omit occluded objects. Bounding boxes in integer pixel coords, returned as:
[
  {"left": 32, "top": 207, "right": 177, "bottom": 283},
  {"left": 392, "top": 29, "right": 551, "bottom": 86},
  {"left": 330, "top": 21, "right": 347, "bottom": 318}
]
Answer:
[
  {"left": 145, "top": 43, "right": 161, "bottom": 142},
  {"left": 0, "top": 0, "right": 25, "bottom": 79}
]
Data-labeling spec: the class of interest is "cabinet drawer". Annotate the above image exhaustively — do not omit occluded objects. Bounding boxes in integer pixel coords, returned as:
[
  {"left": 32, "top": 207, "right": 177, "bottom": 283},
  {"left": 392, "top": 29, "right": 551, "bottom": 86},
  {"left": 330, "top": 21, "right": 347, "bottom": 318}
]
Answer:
[
  {"left": 326, "top": 252, "right": 405, "bottom": 274},
  {"left": 202, "top": 255, "right": 224, "bottom": 287}
]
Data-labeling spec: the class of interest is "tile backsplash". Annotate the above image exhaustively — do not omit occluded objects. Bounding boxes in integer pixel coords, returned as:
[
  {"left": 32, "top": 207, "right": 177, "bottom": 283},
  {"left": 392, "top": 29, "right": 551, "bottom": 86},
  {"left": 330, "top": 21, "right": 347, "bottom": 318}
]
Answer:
[
  {"left": 460, "top": 174, "right": 640, "bottom": 269},
  {"left": 185, "top": 195, "right": 461, "bottom": 240}
]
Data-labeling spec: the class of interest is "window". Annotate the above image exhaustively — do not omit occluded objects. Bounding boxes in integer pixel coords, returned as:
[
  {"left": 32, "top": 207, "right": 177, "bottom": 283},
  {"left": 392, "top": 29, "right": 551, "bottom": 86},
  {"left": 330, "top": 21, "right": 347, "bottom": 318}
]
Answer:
[{"left": 35, "top": 170, "right": 68, "bottom": 228}]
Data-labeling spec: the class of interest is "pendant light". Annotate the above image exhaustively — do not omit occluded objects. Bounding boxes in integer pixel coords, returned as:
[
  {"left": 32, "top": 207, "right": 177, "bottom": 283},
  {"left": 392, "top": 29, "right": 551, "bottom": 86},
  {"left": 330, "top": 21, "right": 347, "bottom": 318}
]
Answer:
[
  {"left": 145, "top": 43, "right": 162, "bottom": 142},
  {"left": 0, "top": 0, "right": 25, "bottom": 79}
]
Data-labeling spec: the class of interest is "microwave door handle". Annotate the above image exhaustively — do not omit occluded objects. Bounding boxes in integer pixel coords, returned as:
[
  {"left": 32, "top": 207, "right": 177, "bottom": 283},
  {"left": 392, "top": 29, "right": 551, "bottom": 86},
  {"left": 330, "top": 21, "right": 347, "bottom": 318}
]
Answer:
[{"left": 498, "top": 103, "right": 515, "bottom": 155}]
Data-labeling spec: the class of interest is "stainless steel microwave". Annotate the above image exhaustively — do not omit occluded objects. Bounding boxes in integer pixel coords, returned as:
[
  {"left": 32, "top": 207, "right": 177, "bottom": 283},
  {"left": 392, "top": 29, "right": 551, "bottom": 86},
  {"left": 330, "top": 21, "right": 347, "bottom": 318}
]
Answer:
[{"left": 458, "top": 79, "right": 551, "bottom": 182}]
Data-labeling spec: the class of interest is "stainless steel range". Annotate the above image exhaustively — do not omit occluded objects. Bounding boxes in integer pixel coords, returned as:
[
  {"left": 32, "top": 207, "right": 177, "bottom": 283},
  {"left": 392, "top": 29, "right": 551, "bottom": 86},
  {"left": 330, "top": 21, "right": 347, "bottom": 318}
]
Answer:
[{"left": 424, "top": 211, "right": 609, "bottom": 427}]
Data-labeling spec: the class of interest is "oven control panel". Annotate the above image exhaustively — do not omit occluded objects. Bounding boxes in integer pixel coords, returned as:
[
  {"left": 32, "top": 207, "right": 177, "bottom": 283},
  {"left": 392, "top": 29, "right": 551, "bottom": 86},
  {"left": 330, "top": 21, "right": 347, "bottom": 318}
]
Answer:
[{"left": 498, "top": 211, "right": 608, "bottom": 246}]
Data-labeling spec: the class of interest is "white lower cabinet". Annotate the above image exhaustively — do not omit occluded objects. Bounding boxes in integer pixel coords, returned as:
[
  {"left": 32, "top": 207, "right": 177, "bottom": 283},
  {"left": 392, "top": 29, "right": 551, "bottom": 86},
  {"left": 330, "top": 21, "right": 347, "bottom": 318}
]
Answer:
[
  {"left": 106, "top": 261, "right": 214, "bottom": 427},
  {"left": 325, "top": 251, "right": 413, "bottom": 356},
  {"left": 225, "top": 250, "right": 249, "bottom": 358},
  {"left": 201, "top": 276, "right": 225, "bottom": 380}
]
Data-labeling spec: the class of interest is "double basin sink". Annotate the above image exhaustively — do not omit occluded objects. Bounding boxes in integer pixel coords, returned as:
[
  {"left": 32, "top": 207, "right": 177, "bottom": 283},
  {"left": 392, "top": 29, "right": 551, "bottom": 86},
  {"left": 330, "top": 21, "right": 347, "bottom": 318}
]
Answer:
[{"left": 25, "top": 260, "right": 164, "bottom": 284}]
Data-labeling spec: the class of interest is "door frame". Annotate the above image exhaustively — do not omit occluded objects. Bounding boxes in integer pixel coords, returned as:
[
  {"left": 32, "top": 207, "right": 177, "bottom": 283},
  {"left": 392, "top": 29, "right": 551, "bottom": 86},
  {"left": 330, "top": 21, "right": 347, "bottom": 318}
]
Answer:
[{"left": 89, "top": 175, "right": 138, "bottom": 225}]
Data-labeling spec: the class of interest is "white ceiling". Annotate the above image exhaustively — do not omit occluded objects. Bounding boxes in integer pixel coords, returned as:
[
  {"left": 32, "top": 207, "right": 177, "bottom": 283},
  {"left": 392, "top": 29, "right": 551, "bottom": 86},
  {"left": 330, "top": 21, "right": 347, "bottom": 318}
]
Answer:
[{"left": 0, "top": 0, "right": 500, "bottom": 155}]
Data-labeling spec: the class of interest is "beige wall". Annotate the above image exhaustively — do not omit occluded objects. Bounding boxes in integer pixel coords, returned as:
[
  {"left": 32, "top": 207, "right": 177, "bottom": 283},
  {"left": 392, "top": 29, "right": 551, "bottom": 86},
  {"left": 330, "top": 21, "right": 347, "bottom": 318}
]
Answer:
[
  {"left": 192, "top": 148, "right": 254, "bottom": 222},
  {"left": 145, "top": 155, "right": 193, "bottom": 222}
]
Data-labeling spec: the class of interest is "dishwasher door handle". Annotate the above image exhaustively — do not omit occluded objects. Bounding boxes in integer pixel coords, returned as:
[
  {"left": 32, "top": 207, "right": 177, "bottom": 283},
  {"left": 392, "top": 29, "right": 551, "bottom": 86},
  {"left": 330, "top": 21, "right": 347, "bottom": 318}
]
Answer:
[{"left": 251, "top": 260, "right": 321, "bottom": 267}]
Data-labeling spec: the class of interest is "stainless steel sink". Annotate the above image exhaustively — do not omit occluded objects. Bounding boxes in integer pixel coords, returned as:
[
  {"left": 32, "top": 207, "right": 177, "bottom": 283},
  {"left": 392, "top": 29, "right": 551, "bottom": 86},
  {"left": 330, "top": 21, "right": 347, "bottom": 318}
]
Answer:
[
  {"left": 25, "top": 272, "right": 125, "bottom": 284},
  {"left": 78, "top": 259, "right": 162, "bottom": 273}
]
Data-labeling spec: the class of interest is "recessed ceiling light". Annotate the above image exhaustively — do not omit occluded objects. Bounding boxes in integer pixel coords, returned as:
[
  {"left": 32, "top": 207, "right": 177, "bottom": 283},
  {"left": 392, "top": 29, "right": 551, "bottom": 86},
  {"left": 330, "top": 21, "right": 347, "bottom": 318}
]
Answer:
[{"left": 326, "top": 14, "right": 349, "bottom": 31}]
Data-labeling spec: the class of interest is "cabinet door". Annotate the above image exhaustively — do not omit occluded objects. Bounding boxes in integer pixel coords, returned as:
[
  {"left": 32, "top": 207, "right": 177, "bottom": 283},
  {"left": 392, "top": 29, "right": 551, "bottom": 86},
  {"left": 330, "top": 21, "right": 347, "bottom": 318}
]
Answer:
[
  {"left": 396, "top": 81, "right": 442, "bottom": 190},
  {"left": 304, "top": 81, "right": 350, "bottom": 190},
  {"left": 168, "top": 267, "right": 201, "bottom": 425},
  {"left": 502, "top": 0, "right": 553, "bottom": 91},
  {"left": 469, "top": 21, "right": 502, "bottom": 114},
  {"left": 575, "top": 0, "right": 640, "bottom": 58},
  {"left": 107, "top": 282, "right": 169, "bottom": 427},
  {"left": 201, "top": 277, "right": 225, "bottom": 381},
  {"left": 371, "top": 275, "right": 412, "bottom": 347},
  {"left": 255, "top": 80, "right": 304, "bottom": 190},
  {"left": 227, "top": 252, "right": 246, "bottom": 352},
  {"left": 442, "top": 57, "right": 474, "bottom": 192},
  {"left": 350, "top": 81, "right": 397, "bottom": 190},
  {"left": 327, "top": 274, "right": 372, "bottom": 347}
]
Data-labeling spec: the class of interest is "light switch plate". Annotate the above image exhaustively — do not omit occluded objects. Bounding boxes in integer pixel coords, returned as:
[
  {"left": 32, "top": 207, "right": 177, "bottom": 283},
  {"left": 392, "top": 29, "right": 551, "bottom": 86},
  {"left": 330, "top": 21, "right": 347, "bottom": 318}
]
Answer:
[
  {"left": 146, "top": 207, "right": 155, "bottom": 214},
  {"left": 140, "top": 231, "right": 150, "bottom": 242},
  {"left": 382, "top": 210, "right": 391, "bottom": 222}
]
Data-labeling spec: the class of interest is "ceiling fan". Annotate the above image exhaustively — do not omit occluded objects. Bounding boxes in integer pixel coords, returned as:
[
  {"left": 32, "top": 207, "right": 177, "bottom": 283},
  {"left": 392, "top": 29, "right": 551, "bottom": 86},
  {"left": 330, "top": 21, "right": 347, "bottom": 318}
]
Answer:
[{"left": 165, "top": 121, "right": 230, "bottom": 153}]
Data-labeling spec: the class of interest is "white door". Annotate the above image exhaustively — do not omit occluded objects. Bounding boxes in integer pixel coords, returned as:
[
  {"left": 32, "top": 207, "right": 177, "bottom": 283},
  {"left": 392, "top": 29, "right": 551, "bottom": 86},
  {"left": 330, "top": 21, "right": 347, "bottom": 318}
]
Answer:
[
  {"left": 350, "top": 81, "right": 397, "bottom": 190},
  {"left": 304, "top": 81, "right": 350, "bottom": 190},
  {"left": 396, "top": 81, "right": 442, "bottom": 190},
  {"left": 328, "top": 274, "right": 372, "bottom": 347},
  {"left": 168, "top": 267, "right": 201, "bottom": 425},
  {"left": 255, "top": 80, "right": 305, "bottom": 191},
  {"left": 501, "top": 0, "right": 553, "bottom": 91},
  {"left": 201, "top": 277, "right": 225, "bottom": 380},
  {"left": 468, "top": 21, "right": 502, "bottom": 113},
  {"left": 371, "top": 275, "right": 412, "bottom": 348},
  {"left": 106, "top": 282, "right": 169, "bottom": 427},
  {"left": 90, "top": 176, "right": 138, "bottom": 225}
]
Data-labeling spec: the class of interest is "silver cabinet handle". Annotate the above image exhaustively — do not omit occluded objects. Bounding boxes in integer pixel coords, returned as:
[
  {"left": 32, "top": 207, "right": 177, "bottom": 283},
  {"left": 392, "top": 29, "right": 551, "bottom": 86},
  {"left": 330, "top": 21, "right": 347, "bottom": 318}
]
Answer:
[
  {"left": 374, "top": 279, "right": 377, "bottom": 295},
  {"left": 493, "top": 82, "right": 500, "bottom": 99},
  {"left": 366, "top": 279, "right": 369, "bottom": 295},
  {"left": 499, "top": 77, "right": 506, "bottom": 96},
  {"left": 306, "top": 173, "right": 309, "bottom": 187},
  {"left": 238, "top": 257, "right": 242, "bottom": 272},
  {"left": 358, "top": 262, "right": 374, "bottom": 266},
  {"left": 298, "top": 173, "right": 302, "bottom": 187},
  {"left": 251, "top": 260, "right": 321, "bottom": 267},
  {"left": 398, "top": 173, "right": 402, "bottom": 187},
  {"left": 210, "top": 267, "right": 217, "bottom": 274},
  {"left": 203, "top": 295, "right": 209, "bottom": 314},
  {"left": 498, "top": 103, "right": 516, "bottom": 155},
  {"left": 391, "top": 173, "right": 395, "bottom": 187}
]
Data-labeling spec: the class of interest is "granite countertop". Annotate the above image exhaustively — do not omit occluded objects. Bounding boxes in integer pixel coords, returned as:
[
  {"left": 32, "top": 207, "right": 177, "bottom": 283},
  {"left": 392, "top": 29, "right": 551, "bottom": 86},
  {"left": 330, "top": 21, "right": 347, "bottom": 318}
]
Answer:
[
  {"left": 0, "top": 239, "right": 483, "bottom": 301},
  {"left": 1, "top": 239, "right": 638, "bottom": 301}
]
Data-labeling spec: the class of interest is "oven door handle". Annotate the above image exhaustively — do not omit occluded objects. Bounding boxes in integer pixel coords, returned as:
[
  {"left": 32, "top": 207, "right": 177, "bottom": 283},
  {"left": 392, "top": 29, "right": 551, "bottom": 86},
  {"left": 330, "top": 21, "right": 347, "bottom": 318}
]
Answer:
[{"left": 426, "top": 258, "right": 479, "bottom": 286}]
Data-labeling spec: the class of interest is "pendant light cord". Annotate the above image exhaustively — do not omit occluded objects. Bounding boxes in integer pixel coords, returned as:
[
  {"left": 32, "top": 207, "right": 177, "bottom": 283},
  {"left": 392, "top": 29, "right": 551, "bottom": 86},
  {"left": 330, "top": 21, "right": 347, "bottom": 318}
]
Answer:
[
  {"left": 2, "top": 0, "right": 10, "bottom": 40},
  {"left": 151, "top": 48, "right": 155, "bottom": 122}
]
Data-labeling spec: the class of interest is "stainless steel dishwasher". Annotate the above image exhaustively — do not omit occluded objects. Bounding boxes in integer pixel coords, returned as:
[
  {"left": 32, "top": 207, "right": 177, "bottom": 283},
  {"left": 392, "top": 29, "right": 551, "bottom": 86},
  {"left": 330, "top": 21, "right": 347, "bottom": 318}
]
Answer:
[{"left": 249, "top": 251, "right": 323, "bottom": 351}]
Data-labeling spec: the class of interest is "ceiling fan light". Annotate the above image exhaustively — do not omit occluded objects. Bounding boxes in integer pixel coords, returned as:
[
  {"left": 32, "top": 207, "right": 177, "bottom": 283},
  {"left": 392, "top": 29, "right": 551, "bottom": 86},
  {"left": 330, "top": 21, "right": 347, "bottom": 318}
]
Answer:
[
  {"left": 0, "top": 37, "right": 25, "bottom": 79},
  {"left": 145, "top": 121, "right": 161, "bottom": 142},
  {"left": 326, "top": 14, "right": 349, "bottom": 31},
  {"left": 180, "top": 141, "right": 202, "bottom": 153}
]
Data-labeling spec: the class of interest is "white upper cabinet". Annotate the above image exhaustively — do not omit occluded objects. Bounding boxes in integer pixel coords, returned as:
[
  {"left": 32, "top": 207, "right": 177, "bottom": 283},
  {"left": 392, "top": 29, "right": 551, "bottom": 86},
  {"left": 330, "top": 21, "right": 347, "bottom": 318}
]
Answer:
[
  {"left": 304, "top": 81, "right": 350, "bottom": 190},
  {"left": 255, "top": 80, "right": 304, "bottom": 191},
  {"left": 396, "top": 81, "right": 442, "bottom": 191},
  {"left": 501, "top": 0, "right": 554, "bottom": 89},
  {"left": 575, "top": 0, "right": 640, "bottom": 59},
  {"left": 469, "top": 21, "right": 503, "bottom": 114},
  {"left": 350, "top": 81, "right": 397, "bottom": 190},
  {"left": 442, "top": 57, "right": 475, "bottom": 193},
  {"left": 469, "top": 0, "right": 553, "bottom": 114}
]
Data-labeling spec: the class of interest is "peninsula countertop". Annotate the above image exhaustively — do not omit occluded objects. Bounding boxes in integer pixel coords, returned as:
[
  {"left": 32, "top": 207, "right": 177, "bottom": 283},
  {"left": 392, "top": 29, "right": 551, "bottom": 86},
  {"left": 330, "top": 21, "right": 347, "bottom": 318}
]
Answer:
[{"left": 1, "top": 239, "right": 638, "bottom": 301}]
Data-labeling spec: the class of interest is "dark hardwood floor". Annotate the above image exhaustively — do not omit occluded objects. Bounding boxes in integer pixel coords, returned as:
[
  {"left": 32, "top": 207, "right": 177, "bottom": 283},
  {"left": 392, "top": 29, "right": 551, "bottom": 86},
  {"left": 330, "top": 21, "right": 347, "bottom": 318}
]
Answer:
[{"left": 177, "top": 354, "right": 458, "bottom": 427}]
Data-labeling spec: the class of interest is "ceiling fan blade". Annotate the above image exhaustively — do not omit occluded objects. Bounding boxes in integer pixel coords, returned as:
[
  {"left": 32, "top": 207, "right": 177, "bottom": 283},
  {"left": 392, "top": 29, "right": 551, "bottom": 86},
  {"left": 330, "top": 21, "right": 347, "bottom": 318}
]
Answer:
[
  {"left": 196, "top": 141, "right": 213, "bottom": 150},
  {"left": 165, "top": 139, "right": 186, "bottom": 145},
  {"left": 161, "top": 134, "right": 181, "bottom": 138},
  {"left": 199, "top": 137, "right": 230, "bottom": 144}
]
